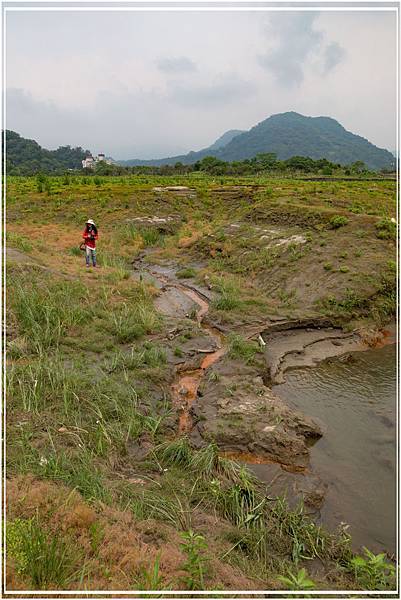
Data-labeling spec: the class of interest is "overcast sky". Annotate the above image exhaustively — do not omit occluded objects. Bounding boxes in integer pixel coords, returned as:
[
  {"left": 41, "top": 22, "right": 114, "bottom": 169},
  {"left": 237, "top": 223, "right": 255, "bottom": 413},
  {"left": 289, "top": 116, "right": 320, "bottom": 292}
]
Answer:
[{"left": 5, "top": 6, "right": 397, "bottom": 159}]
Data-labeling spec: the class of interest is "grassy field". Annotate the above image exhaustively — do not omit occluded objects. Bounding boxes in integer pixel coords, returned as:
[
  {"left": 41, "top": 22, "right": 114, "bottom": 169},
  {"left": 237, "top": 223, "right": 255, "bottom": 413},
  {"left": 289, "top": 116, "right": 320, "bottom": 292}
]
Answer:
[{"left": 5, "top": 175, "right": 397, "bottom": 592}]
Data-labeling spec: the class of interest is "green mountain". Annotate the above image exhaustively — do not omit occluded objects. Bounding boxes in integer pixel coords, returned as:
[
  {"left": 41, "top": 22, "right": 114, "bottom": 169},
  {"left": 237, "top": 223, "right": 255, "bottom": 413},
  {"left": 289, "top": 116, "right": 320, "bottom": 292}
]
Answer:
[
  {"left": 120, "top": 112, "right": 394, "bottom": 171},
  {"left": 4, "top": 130, "right": 90, "bottom": 175},
  {"left": 206, "top": 129, "right": 245, "bottom": 152}
]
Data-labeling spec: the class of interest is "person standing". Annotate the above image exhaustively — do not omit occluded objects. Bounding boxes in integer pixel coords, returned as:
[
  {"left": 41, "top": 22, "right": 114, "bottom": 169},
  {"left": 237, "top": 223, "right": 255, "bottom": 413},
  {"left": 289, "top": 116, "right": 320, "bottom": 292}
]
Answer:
[{"left": 83, "top": 219, "right": 98, "bottom": 268}]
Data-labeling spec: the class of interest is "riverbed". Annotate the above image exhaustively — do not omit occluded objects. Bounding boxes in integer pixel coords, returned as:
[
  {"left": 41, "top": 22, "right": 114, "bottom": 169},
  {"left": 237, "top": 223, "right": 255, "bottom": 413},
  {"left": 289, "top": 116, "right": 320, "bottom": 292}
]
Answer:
[{"left": 268, "top": 343, "right": 397, "bottom": 554}]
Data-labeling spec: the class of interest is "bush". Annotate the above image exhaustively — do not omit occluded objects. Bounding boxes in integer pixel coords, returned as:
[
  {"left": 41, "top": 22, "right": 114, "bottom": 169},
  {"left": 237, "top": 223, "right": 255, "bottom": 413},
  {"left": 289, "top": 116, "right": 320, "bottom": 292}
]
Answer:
[
  {"left": 376, "top": 218, "right": 396, "bottom": 240},
  {"left": 329, "top": 215, "right": 348, "bottom": 229}
]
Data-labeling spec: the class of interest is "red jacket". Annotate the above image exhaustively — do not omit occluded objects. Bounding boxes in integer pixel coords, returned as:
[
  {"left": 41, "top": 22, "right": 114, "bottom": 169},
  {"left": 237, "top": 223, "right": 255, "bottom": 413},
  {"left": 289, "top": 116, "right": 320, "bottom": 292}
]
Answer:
[{"left": 83, "top": 227, "right": 98, "bottom": 249}]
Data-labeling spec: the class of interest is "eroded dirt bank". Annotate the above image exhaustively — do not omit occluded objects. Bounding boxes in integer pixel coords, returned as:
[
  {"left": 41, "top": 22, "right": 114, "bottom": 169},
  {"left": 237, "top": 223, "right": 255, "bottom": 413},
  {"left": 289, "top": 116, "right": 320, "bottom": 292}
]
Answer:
[{"left": 132, "top": 249, "right": 395, "bottom": 517}]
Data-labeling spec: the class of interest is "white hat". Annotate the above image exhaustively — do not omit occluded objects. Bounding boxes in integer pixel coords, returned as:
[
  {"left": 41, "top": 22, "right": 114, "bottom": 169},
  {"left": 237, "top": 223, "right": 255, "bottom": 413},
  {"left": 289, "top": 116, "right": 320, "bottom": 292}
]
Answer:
[{"left": 86, "top": 219, "right": 95, "bottom": 225}]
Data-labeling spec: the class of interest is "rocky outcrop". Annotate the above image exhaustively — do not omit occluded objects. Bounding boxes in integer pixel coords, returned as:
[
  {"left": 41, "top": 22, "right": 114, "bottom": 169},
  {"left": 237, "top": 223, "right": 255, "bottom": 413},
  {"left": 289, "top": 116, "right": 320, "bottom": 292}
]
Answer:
[{"left": 191, "top": 361, "right": 322, "bottom": 470}]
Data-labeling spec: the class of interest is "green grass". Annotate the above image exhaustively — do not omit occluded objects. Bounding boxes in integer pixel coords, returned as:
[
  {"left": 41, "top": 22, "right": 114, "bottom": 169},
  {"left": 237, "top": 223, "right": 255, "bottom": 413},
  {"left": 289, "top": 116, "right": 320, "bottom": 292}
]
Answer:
[
  {"left": 6, "top": 231, "right": 33, "bottom": 252},
  {"left": 228, "top": 334, "right": 260, "bottom": 364},
  {"left": 109, "top": 294, "right": 161, "bottom": 343},
  {"left": 176, "top": 267, "right": 196, "bottom": 279},
  {"left": 9, "top": 274, "right": 90, "bottom": 353},
  {"left": 211, "top": 277, "right": 243, "bottom": 311}
]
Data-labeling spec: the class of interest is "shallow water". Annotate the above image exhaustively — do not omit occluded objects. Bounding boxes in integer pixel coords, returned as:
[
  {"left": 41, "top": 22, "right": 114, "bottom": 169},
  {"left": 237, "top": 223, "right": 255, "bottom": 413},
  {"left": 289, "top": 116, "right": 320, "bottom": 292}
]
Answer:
[{"left": 271, "top": 343, "right": 397, "bottom": 553}]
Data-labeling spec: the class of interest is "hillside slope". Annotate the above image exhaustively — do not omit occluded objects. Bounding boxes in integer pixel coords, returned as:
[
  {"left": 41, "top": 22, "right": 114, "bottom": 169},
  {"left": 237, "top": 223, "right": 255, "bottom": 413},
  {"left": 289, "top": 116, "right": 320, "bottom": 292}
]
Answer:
[
  {"left": 120, "top": 112, "right": 394, "bottom": 170},
  {"left": 4, "top": 130, "right": 90, "bottom": 174}
]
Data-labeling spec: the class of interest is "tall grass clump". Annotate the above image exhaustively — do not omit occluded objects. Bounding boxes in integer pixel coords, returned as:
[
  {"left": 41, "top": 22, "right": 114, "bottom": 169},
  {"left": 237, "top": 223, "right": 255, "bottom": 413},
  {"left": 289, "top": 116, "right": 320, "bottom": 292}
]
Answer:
[
  {"left": 154, "top": 437, "right": 192, "bottom": 468},
  {"left": 7, "top": 517, "right": 79, "bottom": 589},
  {"left": 122, "top": 224, "right": 166, "bottom": 247},
  {"left": 110, "top": 301, "right": 161, "bottom": 343},
  {"left": 7, "top": 357, "right": 81, "bottom": 415},
  {"left": 228, "top": 334, "right": 260, "bottom": 364},
  {"left": 211, "top": 277, "right": 243, "bottom": 311},
  {"left": 10, "top": 277, "right": 89, "bottom": 352}
]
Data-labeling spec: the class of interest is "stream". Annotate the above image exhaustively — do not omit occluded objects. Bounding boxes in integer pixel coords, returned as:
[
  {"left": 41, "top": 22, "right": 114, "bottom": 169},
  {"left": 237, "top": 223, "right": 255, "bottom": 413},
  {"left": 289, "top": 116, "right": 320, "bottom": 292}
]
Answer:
[
  {"left": 171, "top": 286, "right": 225, "bottom": 432},
  {"left": 136, "top": 260, "right": 397, "bottom": 554}
]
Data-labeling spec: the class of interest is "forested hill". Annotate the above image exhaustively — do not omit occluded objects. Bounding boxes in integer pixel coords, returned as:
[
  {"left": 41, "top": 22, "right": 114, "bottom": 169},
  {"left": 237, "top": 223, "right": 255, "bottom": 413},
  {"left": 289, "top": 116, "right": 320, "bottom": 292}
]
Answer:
[
  {"left": 3, "top": 130, "right": 90, "bottom": 174},
  {"left": 120, "top": 112, "right": 394, "bottom": 171}
]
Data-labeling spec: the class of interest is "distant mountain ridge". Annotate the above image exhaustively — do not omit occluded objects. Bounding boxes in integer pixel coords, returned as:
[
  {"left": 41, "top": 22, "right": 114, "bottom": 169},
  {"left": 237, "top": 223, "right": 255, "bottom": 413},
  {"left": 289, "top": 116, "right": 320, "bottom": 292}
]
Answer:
[
  {"left": 119, "top": 112, "right": 394, "bottom": 170},
  {"left": 119, "top": 128, "right": 245, "bottom": 168},
  {"left": 206, "top": 129, "right": 245, "bottom": 152}
]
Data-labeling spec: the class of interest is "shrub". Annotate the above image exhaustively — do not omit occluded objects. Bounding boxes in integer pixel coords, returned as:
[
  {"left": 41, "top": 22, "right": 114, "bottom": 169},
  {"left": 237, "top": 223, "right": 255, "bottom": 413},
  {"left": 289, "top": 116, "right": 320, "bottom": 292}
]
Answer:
[
  {"left": 376, "top": 218, "right": 396, "bottom": 240},
  {"left": 330, "top": 215, "right": 348, "bottom": 229}
]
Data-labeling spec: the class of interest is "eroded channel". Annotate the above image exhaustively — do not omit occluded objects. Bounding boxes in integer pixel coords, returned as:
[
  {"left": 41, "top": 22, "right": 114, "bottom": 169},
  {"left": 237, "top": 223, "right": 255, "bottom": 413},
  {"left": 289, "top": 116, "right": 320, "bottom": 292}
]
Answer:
[{"left": 135, "top": 259, "right": 396, "bottom": 554}]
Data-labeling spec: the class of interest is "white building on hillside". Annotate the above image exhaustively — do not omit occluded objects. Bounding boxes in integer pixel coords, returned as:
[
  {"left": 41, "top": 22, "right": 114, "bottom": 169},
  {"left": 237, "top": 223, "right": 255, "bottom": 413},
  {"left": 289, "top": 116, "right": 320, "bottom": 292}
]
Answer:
[{"left": 82, "top": 153, "right": 112, "bottom": 169}]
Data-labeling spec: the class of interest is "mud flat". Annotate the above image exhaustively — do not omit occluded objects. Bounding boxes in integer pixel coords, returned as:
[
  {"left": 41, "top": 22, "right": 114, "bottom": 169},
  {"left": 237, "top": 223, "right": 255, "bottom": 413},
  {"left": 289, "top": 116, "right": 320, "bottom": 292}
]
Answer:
[{"left": 261, "top": 321, "right": 366, "bottom": 384}]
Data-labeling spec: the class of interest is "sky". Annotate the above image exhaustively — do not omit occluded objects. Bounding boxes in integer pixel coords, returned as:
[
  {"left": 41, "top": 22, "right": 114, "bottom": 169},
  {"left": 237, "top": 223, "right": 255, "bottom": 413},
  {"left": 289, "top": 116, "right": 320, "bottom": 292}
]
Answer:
[{"left": 5, "top": 5, "right": 398, "bottom": 159}]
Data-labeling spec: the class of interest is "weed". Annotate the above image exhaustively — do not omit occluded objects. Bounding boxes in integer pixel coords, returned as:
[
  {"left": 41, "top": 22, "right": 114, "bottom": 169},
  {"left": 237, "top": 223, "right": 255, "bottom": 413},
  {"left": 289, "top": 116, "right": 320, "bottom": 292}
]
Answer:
[
  {"left": 68, "top": 245, "right": 82, "bottom": 256},
  {"left": 208, "top": 370, "right": 220, "bottom": 382},
  {"left": 174, "top": 347, "right": 184, "bottom": 358},
  {"left": 6, "top": 231, "right": 33, "bottom": 252},
  {"left": 347, "top": 547, "right": 395, "bottom": 590},
  {"left": 180, "top": 530, "right": 209, "bottom": 590},
  {"left": 278, "top": 568, "right": 316, "bottom": 591},
  {"left": 110, "top": 301, "right": 160, "bottom": 343},
  {"left": 211, "top": 278, "right": 243, "bottom": 311},
  {"left": 154, "top": 437, "right": 192, "bottom": 468},
  {"left": 88, "top": 521, "right": 104, "bottom": 554},
  {"left": 270, "top": 498, "right": 327, "bottom": 565},
  {"left": 10, "top": 277, "right": 89, "bottom": 352},
  {"left": 135, "top": 552, "right": 170, "bottom": 592}
]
